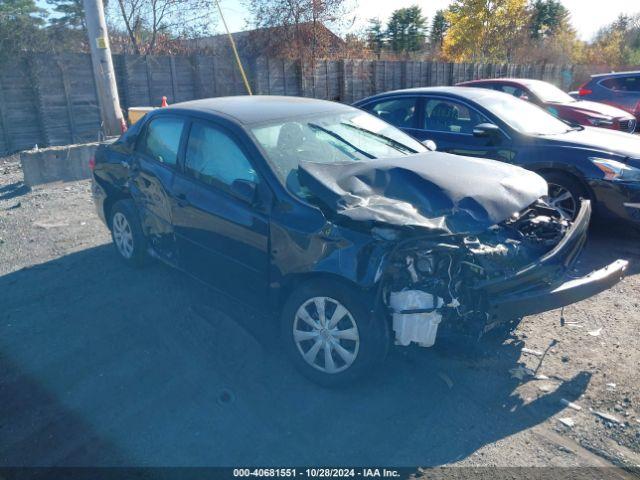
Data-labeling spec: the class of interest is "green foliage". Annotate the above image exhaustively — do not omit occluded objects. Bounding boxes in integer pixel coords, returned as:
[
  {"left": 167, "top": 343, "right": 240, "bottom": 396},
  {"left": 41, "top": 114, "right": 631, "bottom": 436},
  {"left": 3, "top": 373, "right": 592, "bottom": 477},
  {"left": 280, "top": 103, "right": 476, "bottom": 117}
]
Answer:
[
  {"left": 386, "top": 5, "right": 427, "bottom": 54},
  {"left": 0, "top": 0, "right": 47, "bottom": 59},
  {"left": 429, "top": 9, "right": 448, "bottom": 49},
  {"left": 46, "top": 0, "right": 86, "bottom": 30},
  {"left": 530, "top": 0, "right": 570, "bottom": 39},
  {"left": 366, "top": 17, "right": 385, "bottom": 57}
]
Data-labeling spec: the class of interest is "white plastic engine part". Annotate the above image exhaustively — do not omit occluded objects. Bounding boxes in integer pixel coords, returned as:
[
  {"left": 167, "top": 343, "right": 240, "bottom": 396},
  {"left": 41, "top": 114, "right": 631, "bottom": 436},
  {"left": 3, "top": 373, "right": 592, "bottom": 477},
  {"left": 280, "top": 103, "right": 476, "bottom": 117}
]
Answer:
[{"left": 389, "top": 290, "right": 444, "bottom": 348}]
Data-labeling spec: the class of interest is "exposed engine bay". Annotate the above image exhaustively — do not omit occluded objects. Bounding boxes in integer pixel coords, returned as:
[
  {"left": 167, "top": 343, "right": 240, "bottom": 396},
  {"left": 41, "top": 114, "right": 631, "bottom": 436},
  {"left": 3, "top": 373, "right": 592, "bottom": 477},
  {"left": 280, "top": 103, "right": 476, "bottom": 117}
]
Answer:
[{"left": 379, "top": 199, "right": 570, "bottom": 345}]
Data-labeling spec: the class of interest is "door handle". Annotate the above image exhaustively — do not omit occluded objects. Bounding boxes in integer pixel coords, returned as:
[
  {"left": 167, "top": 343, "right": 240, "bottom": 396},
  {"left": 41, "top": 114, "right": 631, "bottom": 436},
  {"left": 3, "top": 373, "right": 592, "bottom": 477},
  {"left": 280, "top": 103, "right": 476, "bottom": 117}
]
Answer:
[{"left": 176, "top": 193, "right": 190, "bottom": 207}]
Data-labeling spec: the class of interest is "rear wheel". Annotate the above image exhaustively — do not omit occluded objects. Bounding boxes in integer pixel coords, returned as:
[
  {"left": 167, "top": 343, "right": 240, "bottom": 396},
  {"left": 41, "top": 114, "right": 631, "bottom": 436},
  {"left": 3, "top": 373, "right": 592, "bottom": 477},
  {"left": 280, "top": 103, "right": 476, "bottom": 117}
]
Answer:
[
  {"left": 281, "top": 279, "right": 390, "bottom": 387},
  {"left": 110, "top": 199, "right": 148, "bottom": 267},
  {"left": 540, "top": 171, "right": 588, "bottom": 220}
]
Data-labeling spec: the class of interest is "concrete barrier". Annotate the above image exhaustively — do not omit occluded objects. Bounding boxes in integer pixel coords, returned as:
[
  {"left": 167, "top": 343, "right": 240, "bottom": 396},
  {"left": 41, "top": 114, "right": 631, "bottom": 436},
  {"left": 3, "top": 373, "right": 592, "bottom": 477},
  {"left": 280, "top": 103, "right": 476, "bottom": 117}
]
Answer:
[{"left": 20, "top": 142, "right": 99, "bottom": 187}]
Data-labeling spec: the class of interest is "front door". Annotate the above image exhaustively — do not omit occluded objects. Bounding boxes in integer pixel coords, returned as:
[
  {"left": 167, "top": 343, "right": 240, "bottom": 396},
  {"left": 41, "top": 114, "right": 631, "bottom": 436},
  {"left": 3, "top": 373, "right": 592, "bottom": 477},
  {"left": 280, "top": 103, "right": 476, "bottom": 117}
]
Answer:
[
  {"left": 171, "top": 119, "right": 270, "bottom": 308},
  {"left": 415, "top": 97, "right": 516, "bottom": 163}
]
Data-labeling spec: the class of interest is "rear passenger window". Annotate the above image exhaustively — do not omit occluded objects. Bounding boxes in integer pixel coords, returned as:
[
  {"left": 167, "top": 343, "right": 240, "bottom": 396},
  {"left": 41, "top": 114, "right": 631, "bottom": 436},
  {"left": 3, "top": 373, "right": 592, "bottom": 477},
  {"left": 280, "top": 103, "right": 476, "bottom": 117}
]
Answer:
[
  {"left": 139, "top": 117, "right": 184, "bottom": 166},
  {"left": 601, "top": 76, "right": 640, "bottom": 92},
  {"left": 185, "top": 123, "right": 258, "bottom": 188},
  {"left": 366, "top": 98, "right": 417, "bottom": 128}
]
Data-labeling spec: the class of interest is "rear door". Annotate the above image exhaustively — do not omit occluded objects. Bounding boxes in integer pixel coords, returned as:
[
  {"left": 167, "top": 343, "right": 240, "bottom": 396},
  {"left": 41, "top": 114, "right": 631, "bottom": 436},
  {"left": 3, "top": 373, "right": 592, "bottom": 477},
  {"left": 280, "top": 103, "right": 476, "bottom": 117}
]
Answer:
[
  {"left": 170, "top": 119, "right": 270, "bottom": 307},
  {"left": 414, "top": 96, "right": 516, "bottom": 163},
  {"left": 131, "top": 115, "right": 186, "bottom": 261}
]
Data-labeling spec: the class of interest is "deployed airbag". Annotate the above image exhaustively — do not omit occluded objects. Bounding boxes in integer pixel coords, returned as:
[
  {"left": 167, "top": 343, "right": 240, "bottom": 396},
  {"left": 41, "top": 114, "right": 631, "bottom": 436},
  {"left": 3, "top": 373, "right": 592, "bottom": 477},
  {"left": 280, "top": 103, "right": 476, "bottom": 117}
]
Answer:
[{"left": 299, "top": 152, "right": 548, "bottom": 234}]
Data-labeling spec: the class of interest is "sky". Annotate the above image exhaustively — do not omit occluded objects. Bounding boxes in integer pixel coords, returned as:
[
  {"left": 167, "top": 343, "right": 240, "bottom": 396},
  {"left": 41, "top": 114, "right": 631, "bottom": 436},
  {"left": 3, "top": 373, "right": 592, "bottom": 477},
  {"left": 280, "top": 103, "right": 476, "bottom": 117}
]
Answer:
[{"left": 217, "top": 0, "right": 640, "bottom": 42}]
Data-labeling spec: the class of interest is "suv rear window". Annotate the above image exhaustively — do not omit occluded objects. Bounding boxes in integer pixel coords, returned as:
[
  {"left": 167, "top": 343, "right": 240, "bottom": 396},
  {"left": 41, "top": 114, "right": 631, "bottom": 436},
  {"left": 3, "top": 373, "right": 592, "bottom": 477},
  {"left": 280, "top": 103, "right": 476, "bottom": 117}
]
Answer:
[{"left": 600, "top": 76, "right": 640, "bottom": 92}]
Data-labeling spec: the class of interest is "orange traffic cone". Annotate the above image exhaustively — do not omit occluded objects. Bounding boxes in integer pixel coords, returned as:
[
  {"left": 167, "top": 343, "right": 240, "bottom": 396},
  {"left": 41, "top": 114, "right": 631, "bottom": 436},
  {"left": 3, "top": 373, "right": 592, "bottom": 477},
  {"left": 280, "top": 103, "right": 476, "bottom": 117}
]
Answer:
[{"left": 161, "top": 96, "right": 168, "bottom": 107}]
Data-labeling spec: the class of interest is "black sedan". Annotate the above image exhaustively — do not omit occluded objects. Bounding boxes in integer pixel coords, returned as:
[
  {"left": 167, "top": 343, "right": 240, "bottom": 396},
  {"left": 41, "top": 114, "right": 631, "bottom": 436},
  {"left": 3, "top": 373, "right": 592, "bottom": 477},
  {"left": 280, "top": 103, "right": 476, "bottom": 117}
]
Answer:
[
  {"left": 92, "top": 96, "right": 626, "bottom": 386},
  {"left": 354, "top": 87, "right": 640, "bottom": 225}
]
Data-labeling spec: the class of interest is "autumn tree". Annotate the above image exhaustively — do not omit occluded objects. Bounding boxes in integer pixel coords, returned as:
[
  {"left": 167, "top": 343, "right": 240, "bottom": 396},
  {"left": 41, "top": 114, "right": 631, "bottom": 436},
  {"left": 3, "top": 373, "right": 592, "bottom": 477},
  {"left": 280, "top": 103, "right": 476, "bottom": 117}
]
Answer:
[
  {"left": 584, "top": 14, "right": 640, "bottom": 66},
  {"left": 443, "top": 0, "right": 530, "bottom": 62},
  {"left": 246, "top": 0, "right": 354, "bottom": 62},
  {"left": 108, "top": 0, "right": 216, "bottom": 54}
]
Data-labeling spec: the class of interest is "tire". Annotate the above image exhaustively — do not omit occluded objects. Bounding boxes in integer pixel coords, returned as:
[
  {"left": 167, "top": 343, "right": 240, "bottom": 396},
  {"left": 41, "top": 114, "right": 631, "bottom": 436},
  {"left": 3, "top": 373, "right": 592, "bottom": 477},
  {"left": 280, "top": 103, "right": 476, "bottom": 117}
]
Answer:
[
  {"left": 539, "top": 171, "right": 588, "bottom": 220},
  {"left": 280, "top": 279, "right": 390, "bottom": 387},
  {"left": 110, "top": 199, "right": 148, "bottom": 267}
]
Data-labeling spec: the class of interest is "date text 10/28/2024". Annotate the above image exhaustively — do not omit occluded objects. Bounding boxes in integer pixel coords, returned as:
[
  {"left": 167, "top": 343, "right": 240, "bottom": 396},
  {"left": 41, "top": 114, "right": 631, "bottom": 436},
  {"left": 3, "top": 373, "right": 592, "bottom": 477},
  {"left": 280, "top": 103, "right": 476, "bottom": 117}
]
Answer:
[{"left": 233, "top": 469, "right": 402, "bottom": 478}]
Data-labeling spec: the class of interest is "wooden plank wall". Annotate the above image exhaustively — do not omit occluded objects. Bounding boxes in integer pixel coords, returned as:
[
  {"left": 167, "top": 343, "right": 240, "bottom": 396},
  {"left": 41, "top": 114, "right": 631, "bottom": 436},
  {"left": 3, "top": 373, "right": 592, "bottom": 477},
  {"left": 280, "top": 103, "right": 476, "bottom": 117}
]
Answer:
[{"left": 0, "top": 53, "right": 610, "bottom": 156}]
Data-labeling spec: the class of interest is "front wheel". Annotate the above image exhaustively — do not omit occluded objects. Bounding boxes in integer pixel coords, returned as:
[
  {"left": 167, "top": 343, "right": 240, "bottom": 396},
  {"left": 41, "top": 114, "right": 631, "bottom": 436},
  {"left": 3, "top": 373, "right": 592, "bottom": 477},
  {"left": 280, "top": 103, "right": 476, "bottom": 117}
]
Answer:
[
  {"left": 540, "top": 171, "right": 588, "bottom": 220},
  {"left": 280, "top": 279, "right": 390, "bottom": 387}
]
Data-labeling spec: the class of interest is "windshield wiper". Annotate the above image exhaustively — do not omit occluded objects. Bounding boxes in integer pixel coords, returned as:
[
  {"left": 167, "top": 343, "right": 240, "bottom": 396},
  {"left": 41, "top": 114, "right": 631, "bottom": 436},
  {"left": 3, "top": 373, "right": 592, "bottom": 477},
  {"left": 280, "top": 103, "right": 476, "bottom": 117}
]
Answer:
[
  {"left": 338, "top": 122, "right": 417, "bottom": 154},
  {"left": 307, "top": 123, "right": 375, "bottom": 159}
]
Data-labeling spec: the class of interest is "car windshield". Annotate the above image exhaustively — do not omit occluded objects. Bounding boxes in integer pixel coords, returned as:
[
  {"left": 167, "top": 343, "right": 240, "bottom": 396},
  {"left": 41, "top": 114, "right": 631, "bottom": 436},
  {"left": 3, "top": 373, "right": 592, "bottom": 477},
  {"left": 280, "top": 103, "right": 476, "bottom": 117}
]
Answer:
[
  {"left": 476, "top": 93, "right": 573, "bottom": 136},
  {"left": 527, "top": 82, "right": 576, "bottom": 103},
  {"left": 250, "top": 110, "right": 427, "bottom": 198}
]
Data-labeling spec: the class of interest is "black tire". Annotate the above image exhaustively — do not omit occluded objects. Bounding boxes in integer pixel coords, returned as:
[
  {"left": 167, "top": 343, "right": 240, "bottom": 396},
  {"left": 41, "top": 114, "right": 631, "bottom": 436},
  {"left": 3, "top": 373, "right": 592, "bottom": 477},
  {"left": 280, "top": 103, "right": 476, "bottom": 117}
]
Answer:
[
  {"left": 280, "top": 279, "right": 390, "bottom": 387},
  {"left": 109, "top": 199, "right": 148, "bottom": 267},
  {"left": 539, "top": 171, "right": 589, "bottom": 220}
]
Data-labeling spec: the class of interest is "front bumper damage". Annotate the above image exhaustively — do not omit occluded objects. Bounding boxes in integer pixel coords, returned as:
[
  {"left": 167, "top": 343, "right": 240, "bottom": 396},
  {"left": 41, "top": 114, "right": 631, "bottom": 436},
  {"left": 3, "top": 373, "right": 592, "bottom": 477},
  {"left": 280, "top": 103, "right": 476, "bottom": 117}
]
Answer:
[
  {"left": 479, "top": 200, "right": 628, "bottom": 325},
  {"left": 385, "top": 200, "right": 629, "bottom": 346}
]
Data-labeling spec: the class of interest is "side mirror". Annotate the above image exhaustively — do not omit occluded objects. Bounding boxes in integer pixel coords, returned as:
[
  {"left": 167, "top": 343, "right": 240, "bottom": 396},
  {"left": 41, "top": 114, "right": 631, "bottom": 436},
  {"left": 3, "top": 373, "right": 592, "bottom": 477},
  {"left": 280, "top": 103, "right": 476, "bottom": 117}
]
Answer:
[
  {"left": 231, "top": 179, "right": 258, "bottom": 204},
  {"left": 422, "top": 139, "right": 437, "bottom": 151},
  {"left": 473, "top": 123, "right": 502, "bottom": 139}
]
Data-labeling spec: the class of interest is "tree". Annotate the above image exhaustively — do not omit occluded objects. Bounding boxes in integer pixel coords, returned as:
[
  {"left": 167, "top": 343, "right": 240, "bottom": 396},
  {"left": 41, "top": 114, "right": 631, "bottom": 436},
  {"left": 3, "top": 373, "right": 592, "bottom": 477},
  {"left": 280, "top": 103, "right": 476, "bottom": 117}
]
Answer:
[
  {"left": 530, "top": 0, "right": 570, "bottom": 39},
  {"left": 47, "top": 0, "right": 86, "bottom": 30},
  {"left": 108, "top": 0, "right": 215, "bottom": 54},
  {"left": 584, "top": 14, "right": 640, "bottom": 66},
  {"left": 246, "top": 0, "right": 353, "bottom": 62},
  {"left": 386, "top": 5, "right": 427, "bottom": 56},
  {"left": 366, "top": 17, "right": 385, "bottom": 58},
  {"left": 0, "top": 0, "right": 47, "bottom": 60},
  {"left": 442, "top": 0, "right": 529, "bottom": 62},
  {"left": 429, "top": 9, "right": 448, "bottom": 50}
]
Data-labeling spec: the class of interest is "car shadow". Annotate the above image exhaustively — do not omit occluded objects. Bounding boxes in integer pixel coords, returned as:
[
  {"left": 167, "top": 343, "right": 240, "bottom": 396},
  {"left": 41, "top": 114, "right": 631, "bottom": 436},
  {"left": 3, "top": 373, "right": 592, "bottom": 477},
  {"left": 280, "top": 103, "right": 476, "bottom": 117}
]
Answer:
[{"left": 0, "top": 241, "right": 608, "bottom": 467}]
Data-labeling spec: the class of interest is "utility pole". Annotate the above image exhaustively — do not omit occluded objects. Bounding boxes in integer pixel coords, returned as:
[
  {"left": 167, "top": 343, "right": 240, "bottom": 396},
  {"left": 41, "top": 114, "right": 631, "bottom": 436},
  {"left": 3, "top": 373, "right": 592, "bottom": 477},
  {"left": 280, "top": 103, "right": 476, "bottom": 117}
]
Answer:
[{"left": 83, "top": 0, "right": 125, "bottom": 137}]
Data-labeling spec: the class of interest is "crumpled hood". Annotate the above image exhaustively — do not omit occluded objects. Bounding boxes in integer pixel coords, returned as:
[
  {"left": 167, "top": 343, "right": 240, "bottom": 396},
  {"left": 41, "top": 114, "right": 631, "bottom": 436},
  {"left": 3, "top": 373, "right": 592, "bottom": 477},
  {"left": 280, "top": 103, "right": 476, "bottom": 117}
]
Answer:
[{"left": 299, "top": 152, "right": 548, "bottom": 234}]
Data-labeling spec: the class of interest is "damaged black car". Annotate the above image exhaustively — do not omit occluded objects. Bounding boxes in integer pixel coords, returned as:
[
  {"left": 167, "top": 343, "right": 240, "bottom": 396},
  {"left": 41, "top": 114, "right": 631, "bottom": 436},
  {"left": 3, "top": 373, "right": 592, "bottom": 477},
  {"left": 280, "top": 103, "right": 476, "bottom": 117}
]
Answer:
[{"left": 92, "top": 96, "right": 628, "bottom": 386}]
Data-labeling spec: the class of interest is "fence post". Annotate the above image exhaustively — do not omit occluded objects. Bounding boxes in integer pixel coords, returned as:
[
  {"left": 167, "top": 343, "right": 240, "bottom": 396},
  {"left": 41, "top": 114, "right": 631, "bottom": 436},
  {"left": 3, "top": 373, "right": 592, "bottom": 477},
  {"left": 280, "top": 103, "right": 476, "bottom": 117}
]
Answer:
[
  {"left": 0, "top": 74, "right": 13, "bottom": 154},
  {"left": 27, "top": 55, "right": 50, "bottom": 148},
  {"left": 169, "top": 56, "right": 179, "bottom": 102},
  {"left": 56, "top": 56, "right": 79, "bottom": 144}
]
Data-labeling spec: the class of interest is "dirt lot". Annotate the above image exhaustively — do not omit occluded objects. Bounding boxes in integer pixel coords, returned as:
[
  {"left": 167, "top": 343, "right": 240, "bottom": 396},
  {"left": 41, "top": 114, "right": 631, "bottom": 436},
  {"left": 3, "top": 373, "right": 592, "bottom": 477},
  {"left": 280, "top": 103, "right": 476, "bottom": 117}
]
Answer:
[{"left": 1, "top": 155, "right": 639, "bottom": 472}]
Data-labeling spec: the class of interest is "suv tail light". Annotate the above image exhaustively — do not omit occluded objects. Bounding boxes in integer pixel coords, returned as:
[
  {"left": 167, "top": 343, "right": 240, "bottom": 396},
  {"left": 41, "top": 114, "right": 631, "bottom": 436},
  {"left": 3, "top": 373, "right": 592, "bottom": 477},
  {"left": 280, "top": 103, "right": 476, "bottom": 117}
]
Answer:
[{"left": 578, "top": 83, "right": 592, "bottom": 96}]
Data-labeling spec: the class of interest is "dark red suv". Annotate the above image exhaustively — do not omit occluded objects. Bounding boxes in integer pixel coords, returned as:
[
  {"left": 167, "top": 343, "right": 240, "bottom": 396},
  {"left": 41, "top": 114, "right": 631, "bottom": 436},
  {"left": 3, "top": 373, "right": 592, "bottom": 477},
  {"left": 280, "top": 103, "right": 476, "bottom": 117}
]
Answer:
[{"left": 458, "top": 78, "right": 637, "bottom": 133}]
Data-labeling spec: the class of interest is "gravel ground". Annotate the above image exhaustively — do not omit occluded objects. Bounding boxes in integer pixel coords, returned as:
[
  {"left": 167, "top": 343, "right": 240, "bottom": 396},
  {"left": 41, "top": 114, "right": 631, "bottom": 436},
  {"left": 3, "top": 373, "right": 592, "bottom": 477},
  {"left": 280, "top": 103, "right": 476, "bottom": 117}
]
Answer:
[{"left": 1, "top": 155, "right": 639, "bottom": 473}]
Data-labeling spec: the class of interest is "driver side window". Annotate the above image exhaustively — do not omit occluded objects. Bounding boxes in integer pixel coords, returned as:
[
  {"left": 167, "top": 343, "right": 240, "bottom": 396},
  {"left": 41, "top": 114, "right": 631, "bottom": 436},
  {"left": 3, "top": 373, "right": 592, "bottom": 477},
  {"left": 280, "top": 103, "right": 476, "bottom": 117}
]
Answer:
[
  {"left": 184, "top": 123, "right": 258, "bottom": 188},
  {"left": 423, "top": 98, "right": 489, "bottom": 134}
]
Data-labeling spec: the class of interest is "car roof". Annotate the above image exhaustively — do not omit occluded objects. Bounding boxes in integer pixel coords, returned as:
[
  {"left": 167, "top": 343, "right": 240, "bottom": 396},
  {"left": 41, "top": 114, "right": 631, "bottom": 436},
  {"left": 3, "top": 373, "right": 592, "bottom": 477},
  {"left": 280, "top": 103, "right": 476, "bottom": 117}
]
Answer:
[
  {"left": 591, "top": 70, "right": 640, "bottom": 78},
  {"left": 359, "top": 86, "right": 512, "bottom": 103},
  {"left": 163, "top": 95, "right": 354, "bottom": 125},
  {"left": 460, "top": 78, "right": 550, "bottom": 88}
]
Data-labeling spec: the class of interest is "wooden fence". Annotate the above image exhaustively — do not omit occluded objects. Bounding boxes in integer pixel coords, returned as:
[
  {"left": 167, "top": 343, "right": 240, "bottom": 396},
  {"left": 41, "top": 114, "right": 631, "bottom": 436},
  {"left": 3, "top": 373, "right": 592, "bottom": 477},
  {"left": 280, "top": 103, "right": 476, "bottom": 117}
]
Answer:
[{"left": 0, "top": 52, "right": 605, "bottom": 156}]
